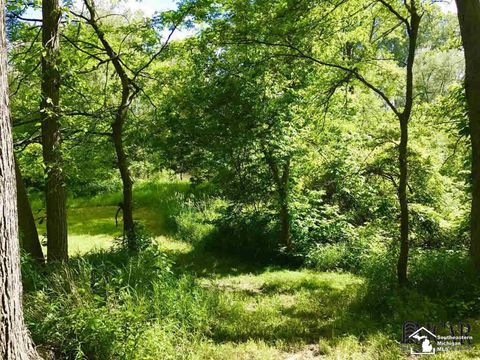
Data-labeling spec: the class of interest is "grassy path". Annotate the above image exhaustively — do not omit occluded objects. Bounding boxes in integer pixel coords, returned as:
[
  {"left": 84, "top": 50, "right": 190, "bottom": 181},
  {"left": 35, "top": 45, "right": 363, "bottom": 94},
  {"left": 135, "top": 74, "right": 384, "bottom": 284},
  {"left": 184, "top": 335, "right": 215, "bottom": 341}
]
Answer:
[{"left": 156, "top": 237, "right": 480, "bottom": 360}]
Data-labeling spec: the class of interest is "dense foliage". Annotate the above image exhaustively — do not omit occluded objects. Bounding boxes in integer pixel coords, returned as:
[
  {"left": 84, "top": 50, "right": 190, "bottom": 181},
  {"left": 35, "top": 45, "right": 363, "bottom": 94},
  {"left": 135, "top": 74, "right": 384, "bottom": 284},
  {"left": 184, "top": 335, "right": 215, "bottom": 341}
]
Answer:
[{"left": 5, "top": 0, "right": 480, "bottom": 358}]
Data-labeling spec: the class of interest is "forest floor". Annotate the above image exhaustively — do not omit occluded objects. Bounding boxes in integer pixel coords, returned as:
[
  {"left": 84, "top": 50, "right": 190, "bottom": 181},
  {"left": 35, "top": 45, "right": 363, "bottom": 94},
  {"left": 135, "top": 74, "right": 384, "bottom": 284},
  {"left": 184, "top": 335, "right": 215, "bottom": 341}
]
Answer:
[{"left": 32, "top": 182, "right": 480, "bottom": 359}]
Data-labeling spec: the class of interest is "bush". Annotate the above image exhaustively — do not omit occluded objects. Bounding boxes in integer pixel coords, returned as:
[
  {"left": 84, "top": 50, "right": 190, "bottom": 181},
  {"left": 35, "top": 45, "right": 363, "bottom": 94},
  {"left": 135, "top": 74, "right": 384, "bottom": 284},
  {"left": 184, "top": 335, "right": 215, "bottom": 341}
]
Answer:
[
  {"left": 292, "top": 192, "right": 356, "bottom": 254},
  {"left": 173, "top": 195, "right": 217, "bottom": 245},
  {"left": 205, "top": 206, "right": 279, "bottom": 262},
  {"left": 409, "top": 204, "right": 452, "bottom": 248},
  {"left": 305, "top": 243, "right": 348, "bottom": 271},
  {"left": 345, "top": 244, "right": 480, "bottom": 323},
  {"left": 114, "top": 222, "right": 154, "bottom": 252},
  {"left": 409, "top": 249, "right": 480, "bottom": 318}
]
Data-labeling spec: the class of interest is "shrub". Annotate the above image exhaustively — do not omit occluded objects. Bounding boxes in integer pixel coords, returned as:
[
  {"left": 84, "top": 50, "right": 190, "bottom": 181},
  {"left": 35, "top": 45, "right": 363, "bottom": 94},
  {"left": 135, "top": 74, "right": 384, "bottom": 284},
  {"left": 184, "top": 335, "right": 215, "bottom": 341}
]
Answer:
[
  {"left": 205, "top": 206, "right": 279, "bottom": 262},
  {"left": 292, "top": 193, "right": 356, "bottom": 254},
  {"left": 408, "top": 249, "right": 480, "bottom": 318},
  {"left": 114, "top": 222, "right": 154, "bottom": 252},
  {"left": 173, "top": 195, "right": 218, "bottom": 245},
  {"left": 305, "top": 243, "right": 348, "bottom": 271}
]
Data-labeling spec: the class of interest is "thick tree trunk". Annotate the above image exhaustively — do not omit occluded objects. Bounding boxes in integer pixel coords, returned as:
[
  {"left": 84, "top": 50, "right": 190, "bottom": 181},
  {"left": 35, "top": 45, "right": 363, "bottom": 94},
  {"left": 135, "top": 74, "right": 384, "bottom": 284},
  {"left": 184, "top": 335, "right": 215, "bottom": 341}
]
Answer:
[
  {"left": 0, "top": 2, "right": 41, "bottom": 357},
  {"left": 15, "top": 159, "right": 45, "bottom": 264},
  {"left": 455, "top": 0, "right": 480, "bottom": 272},
  {"left": 41, "top": 0, "right": 68, "bottom": 262}
]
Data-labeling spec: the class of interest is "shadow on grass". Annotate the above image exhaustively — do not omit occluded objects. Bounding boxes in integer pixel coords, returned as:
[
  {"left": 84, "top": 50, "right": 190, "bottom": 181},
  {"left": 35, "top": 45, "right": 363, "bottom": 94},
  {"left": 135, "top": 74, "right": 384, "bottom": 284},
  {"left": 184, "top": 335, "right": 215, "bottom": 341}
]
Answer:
[
  {"left": 22, "top": 239, "right": 480, "bottom": 359},
  {"left": 175, "top": 247, "right": 480, "bottom": 352},
  {"left": 173, "top": 246, "right": 274, "bottom": 278}
]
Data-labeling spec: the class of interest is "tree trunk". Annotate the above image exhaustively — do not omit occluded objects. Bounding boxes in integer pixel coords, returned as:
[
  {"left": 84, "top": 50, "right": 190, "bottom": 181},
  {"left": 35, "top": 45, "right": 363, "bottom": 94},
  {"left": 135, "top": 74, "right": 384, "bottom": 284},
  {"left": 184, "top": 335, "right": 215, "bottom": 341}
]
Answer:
[
  {"left": 41, "top": 0, "right": 68, "bottom": 262},
  {"left": 265, "top": 153, "right": 291, "bottom": 250},
  {"left": 278, "top": 160, "right": 291, "bottom": 250},
  {"left": 279, "top": 188, "right": 291, "bottom": 250},
  {"left": 112, "top": 105, "right": 135, "bottom": 250},
  {"left": 0, "top": 2, "right": 41, "bottom": 357},
  {"left": 455, "top": 0, "right": 480, "bottom": 272},
  {"left": 83, "top": 0, "right": 137, "bottom": 250},
  {"left": 395, "top": 6, "right": 420, "bottom": 287},
  {"left": 397, "top": 116, "right": 409, "bottom": 286},
  {"left": 15, "top": 158, "right": 45, "bottom": 264}
]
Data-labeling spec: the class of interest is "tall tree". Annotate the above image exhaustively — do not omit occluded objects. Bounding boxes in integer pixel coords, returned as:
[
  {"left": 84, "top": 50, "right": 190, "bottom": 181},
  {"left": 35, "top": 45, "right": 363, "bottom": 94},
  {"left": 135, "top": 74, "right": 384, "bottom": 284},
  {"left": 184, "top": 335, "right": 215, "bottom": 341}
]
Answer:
[
  {"left": 455, "top": 0, "right": 480, "bottom": 271},
  {"left": 80, "top": 0, "right": 139, "bottom": 249},
  {"left": 15, "top": 158, "right": 45, "bottom": 264},
  {"left": 41, "top": 0, "right": 68, "bottom": 261},
  {"left": 0, "top": 1, "right": 41, "bottom": 357},
  {"left": 215, "top": 0, "right": 422, "bottom": 285},
  {"left": 72, "top": 0, "right": 185, "bottom": 250}
]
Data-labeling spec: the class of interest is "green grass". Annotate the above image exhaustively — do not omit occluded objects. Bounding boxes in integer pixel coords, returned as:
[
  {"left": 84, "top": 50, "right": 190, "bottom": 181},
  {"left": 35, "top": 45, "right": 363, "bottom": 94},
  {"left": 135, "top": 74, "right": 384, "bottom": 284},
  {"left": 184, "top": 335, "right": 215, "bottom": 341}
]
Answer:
[
  {"left": 34, "top": 180, "right": 200, "bottom": 255},
  {"left": 25, "top": 180, "right": 480, "bottom": 359},
  {"left": 205, "top": 271, "right": 362, "bottom": 343}
]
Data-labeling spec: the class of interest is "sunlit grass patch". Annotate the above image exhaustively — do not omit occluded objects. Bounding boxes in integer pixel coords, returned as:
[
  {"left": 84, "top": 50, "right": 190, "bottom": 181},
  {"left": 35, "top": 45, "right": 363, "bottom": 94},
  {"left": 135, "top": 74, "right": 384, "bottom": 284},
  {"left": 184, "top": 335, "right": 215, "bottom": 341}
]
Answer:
[
  {"left": 193, "top": 340, "right": 285, "bottom": 360},
  {"left": 68, "top": 234, "right": 114, "bottom": 254},
  {"left": 156, "top": 236, "right": 193, "bottom": 255},
  {"left": 202, "top": 269, "right": 364, "bottom": 344},
  {"left": 205, "top": 269, "right": 363, "bottom": 294},
  {"left": 68, "top": 206, "right": 120, "bottom": 236},
  {"left": 259, "top": 270, "right": 363, "bottom": 293}
]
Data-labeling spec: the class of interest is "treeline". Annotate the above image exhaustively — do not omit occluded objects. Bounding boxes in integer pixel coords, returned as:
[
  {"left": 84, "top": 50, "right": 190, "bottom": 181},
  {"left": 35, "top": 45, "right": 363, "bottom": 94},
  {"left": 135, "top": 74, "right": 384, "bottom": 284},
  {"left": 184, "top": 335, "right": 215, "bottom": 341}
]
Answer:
[{"left": 8, "top": 0, "right": 480, "bottom": 282}]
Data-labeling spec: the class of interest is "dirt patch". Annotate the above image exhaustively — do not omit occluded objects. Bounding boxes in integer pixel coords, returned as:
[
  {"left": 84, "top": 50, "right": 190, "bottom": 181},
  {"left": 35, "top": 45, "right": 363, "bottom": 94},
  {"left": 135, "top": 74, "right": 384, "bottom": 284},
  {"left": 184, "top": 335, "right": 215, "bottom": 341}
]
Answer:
[{"left": 284, "top": 345, "right": 324, "bottom": 360}]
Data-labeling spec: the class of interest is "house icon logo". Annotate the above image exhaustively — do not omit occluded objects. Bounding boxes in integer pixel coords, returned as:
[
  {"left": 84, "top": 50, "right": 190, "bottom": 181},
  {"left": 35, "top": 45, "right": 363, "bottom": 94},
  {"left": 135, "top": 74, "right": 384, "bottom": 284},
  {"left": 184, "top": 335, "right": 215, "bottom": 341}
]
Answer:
[{"left": 407, "top": 327, "right": 437, "bottom": 355}]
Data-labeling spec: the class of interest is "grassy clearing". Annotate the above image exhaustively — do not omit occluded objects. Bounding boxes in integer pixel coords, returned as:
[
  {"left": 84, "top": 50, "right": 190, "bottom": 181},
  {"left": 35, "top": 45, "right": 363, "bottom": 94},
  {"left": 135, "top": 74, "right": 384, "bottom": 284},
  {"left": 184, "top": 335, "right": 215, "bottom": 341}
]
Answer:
[
  {"left": 35, "top": 180, "right": 197, "bottom": 255},
  {"left": 25, "top": 180, "right": 480, "bottom": 359},
  {"left": 25, "top": 241, "right": 480, "bottom": 359}
]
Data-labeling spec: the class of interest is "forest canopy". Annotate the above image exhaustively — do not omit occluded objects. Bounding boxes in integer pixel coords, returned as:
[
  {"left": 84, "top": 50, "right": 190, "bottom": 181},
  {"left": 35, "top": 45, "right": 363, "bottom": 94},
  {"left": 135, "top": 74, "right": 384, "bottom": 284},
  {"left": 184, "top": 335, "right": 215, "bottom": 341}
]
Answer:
[{"left": 1, "top": 0, "right": 480, "bottom": 359}]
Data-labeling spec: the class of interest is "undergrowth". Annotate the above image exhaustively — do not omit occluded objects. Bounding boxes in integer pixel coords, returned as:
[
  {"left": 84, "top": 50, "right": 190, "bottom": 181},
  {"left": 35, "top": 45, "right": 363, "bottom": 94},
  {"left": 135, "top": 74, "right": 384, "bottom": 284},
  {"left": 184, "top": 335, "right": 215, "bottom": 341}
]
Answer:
[{"left": 22, "top": 246, "right": 219, "bottom": 359}]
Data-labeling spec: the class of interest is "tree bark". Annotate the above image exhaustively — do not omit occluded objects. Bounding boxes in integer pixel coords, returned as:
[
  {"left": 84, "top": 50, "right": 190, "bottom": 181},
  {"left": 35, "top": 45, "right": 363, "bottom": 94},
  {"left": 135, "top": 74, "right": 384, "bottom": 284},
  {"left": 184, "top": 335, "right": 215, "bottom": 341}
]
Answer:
[
  {"left": 279, "top": 187, "right": 291, "bottom": 250},
  {"left": 455, "top": 0, "right": 480, "bottom": 272},
  {"left": 397, "top": 115, "right": 410, "bottom": 286},
  {"left": 396, "top": 5, "right": 420, "bottom": 287},
  {"left": 83, "top": 0, "right": 137, "bottom": 250},
  {"left": 112, "top": 105, "right": 135, "bottom": 247},
  {"left": 0, "top": 1, "right": 41, "bottom": 357},
  {"left": 41, "top": 0, "right": 68, "bottom": 262},
  {"left": 15, "top": 158, "right": 45, "bottom": 264}
]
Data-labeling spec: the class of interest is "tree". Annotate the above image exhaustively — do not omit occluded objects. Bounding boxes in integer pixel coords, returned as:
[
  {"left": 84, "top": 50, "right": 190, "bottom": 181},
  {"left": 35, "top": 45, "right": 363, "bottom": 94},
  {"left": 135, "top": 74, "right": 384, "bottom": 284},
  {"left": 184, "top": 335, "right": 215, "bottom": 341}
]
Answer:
[
  {"left": 81, "top": 0, "right": 137, "bottom": 249},
  {"left": 71, "top": 0, "right": 187, "bottom": 250},
  {"left": 0, "top": 0, "right": 41, "bottom": 357},
  {"left": 455, "top": 0, "right": 480, "bottom": 271},
  {"left": 204, "top": 0, "right": 423, "bottom": 285},
  {"left": 41, "top": 0, "right": 68, "bottom": 261},
  {"left": 156, "top": 39, "right": 308, "bottom": 250},
  {"left": 15, "top": 158, "right": 45, "bottom": 264}
]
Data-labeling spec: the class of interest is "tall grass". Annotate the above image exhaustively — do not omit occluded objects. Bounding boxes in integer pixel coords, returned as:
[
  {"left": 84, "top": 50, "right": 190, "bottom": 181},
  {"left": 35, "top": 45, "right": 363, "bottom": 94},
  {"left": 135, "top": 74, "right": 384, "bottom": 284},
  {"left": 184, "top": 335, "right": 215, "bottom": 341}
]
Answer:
[{"left": 22, "top": 247, "right": 219, "bottom": 359}]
